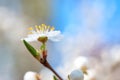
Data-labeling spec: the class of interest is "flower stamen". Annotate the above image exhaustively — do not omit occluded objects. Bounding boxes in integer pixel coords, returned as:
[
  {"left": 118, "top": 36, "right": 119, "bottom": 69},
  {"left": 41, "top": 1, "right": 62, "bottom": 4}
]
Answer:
[
  {"left": 23, "top": 24, "right": 62, "bottom": 42},
  {"left": 35, "top": 25, "right": 40, "bottom": 32},
  {"left": 38, "top": 26, "right": 41, "bottom": 31},
  {"left": 47, "top": 26, "right": 50, "bottom": 31},
  {"left": 50, "top": 27, "right": 55, "bottom": 31},
  {"left": 28, "top": 24, "right": 55, "bottom": 34}
]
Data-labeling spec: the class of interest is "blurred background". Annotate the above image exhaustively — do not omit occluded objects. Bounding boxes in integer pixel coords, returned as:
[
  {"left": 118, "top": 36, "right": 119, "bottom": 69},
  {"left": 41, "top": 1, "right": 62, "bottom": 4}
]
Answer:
[{"left": 0, "top": 0, "right": 120, "bottom": 80}]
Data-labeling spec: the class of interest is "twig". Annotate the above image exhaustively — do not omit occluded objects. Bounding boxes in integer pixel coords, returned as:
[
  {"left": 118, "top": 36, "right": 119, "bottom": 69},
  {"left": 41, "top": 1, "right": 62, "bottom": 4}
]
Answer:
[{"left": 40, "top": 58, "right": 63, "bottom": 80}]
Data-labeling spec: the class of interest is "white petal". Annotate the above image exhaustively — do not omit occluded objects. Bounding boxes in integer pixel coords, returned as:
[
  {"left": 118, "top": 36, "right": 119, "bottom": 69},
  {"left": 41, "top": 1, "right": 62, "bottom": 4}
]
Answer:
[
  {"left": 24, "top": 37, "right": 37, "bottom": 42},
  {"left": 84, "top": 69, "right": 96, "bottom": 80},
  {"left": 38, "top": 33, "right": 47, "bottom": 37},
  {"left": 49, "top": 34, "right": 63, "bottom": 41},
  {"left": 47, "top": 31, "right": 61, "bottom": 37},
  {"left": 74, "top": 56, "right": 89, "bottom": 68},
  {"left": 23, "top": 34, "right": 46, "bottom": 42},
  {"left": 47, "top": 31, "right": 63, "bottom": 41}
]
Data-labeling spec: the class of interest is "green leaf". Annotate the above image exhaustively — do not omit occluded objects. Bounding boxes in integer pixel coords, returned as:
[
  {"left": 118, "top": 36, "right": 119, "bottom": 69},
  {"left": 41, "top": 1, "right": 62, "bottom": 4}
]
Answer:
[
  {"left": 53, "top": 76, "right": 58, "bottom": 80},
  {"left": 23, "top": 40, "right": 39, "bottom": 57}
]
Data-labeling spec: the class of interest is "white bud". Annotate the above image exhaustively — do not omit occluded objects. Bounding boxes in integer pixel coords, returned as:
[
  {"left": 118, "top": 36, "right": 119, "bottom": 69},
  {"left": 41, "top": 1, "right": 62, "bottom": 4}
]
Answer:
[
  {"left": 24, "top": 71, "right": 40, "bottom": 80},
  {"left": 70, "top": 69, "right": 84, "bottom": 80}
]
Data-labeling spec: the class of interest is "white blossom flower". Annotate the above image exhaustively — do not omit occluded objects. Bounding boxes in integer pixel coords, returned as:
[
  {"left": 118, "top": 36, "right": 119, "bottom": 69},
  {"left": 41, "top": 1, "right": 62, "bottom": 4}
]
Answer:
[
  {"left": 69, "top": 69, "right": 84, "bottom": 80},
  {"left": 22, "top": 24, "right": 63, "bottom": 42},
  {"left": 74, "top": 56, "right": 89, "bottom": 74},
  {"left": 24, "top": 71, "right": 41, "bottom": 80}
]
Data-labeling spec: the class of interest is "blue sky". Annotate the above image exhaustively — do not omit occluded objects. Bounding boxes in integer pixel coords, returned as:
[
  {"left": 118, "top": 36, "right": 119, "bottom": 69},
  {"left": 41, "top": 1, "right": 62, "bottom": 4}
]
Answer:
[
  {"left": 52, "top": 0, "right": 120, "bottom": 45},
  {"left": 49, "top": 0, "right": 120, "bottom": 67}
]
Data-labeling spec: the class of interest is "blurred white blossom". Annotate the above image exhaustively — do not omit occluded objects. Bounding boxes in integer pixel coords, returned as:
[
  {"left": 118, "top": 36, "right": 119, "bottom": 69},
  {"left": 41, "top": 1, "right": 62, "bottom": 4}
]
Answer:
[
  {"left": 24, "top": 71, "right": 41, "bottom": 80},
  {"left": 70, "top": 69, "right": 84, "bottom": 80},
  {"left": 74, "top": 56, "right": 89, "bottom": 74},
  {"left": 40, "top": 69, "right": 54, "bottom": 80}
]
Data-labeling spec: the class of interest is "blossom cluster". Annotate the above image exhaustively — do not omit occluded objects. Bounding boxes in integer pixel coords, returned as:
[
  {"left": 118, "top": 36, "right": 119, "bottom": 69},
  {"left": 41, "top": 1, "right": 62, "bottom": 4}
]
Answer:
[{"left": 22, "top": 24, "right": 93, "bottom": 80}]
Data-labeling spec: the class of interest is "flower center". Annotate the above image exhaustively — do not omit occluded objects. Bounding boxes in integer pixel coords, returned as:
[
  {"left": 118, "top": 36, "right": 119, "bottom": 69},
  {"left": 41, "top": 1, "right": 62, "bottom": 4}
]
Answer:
[
  {"left": 37, "top": 36, "right": 48, "bottom": 43},
  {"left": 81, "top": 66, "right": 88, "bottom": 75},
  {"left": 28, "top": 24, "right": 55, "bottom": 34}
]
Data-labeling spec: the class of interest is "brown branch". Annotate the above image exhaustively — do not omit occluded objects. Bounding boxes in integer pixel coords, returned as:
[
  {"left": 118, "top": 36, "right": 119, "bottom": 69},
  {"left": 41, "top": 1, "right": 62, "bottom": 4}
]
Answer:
[{"left": 40, "top": 58, "right": 63, "bottom": 80}]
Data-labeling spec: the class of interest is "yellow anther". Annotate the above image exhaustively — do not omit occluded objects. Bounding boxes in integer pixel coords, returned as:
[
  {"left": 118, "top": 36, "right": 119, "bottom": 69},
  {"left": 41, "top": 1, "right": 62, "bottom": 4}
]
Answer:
[
  {"left": 28, "top": 32, "right": 33, "bottom": 34},
  {"left": 47, "top": 26, "right": 50, "bottom": 29},
  {"left": 41, "top": 26, "right": 44, "bottom": 32},
  {"left": 28, "top": 24, "right": 55, "bottom": 33},
  {"left": 50, "top": 27, "right": 55, "bottom": 31},
  {"left": 28, "top": 27, "right": 33, "bottom": 30},
  {"left": 38, "top": 26, "right": 42, "bottom": 31},
  {"left": 41, "top": 24, "right": 46, "bottom": 27},
  {"left": 35, "top": 25, "right": 38, "bottom": 29}
]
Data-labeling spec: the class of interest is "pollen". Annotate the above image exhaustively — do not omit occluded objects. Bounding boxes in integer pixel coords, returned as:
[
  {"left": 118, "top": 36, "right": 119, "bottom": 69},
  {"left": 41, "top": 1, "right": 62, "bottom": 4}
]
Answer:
[{"left": 28, "top": 27, "right": 33, "bottom": 30}]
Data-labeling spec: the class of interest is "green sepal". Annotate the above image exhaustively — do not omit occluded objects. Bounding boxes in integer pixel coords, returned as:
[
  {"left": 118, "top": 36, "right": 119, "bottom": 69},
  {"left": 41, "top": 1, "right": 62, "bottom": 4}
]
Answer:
[
  {"left": 53, "top": 76, "right": 58, "bottom": 80},
  {"left": 23, "top": 40, "right": 39, "bottom": 57}
]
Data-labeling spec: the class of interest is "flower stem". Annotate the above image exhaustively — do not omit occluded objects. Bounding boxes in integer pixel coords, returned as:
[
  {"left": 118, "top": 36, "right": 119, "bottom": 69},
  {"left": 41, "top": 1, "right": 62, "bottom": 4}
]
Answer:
[
  {"left": 39, "top": 43, "right": 63, "bottom": 80},
  {"left": 40, "top": 59, "right": 63, "bottom": 80}
]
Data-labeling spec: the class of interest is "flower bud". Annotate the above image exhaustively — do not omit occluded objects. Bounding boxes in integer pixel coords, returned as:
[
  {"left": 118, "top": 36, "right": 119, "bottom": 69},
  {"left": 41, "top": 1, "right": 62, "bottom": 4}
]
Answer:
[
  {"left": 70, "top": 69, "right": 84, "bottom": 80},
  {"left": 24, "top": 71, "right": 41, "bottom": 80}
]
